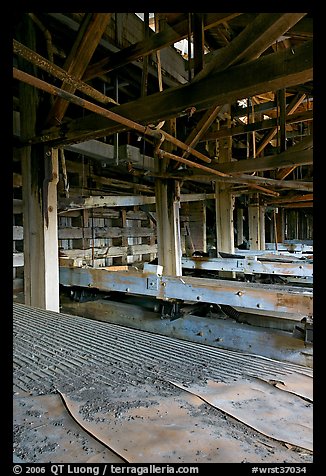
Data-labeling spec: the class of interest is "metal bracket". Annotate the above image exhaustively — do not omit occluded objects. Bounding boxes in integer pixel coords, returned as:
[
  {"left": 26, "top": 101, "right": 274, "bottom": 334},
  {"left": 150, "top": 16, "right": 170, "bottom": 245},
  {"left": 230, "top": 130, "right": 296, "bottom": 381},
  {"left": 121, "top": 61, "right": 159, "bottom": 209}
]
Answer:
[{"left": 147, "top": 276, "right": 159, "bottom": 290}]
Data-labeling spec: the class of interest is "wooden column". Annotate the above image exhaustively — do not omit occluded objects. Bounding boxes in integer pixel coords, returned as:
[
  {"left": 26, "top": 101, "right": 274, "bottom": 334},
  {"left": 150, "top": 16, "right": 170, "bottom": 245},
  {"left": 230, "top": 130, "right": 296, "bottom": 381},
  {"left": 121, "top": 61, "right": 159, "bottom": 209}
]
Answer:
[
  {"left": 276, "top": 208, "right": 285, "bottom": 244},
  {"left": 215, "top": 108, "right": 235, "bottom": 256},
  {"left": 22, "top": 147, "right": 60, "bottom": 311},
  {"left": 259, "top": 204, "right": 266, "bottom": 251},
  {"left": 236, "top": 207, "right": 244, "bottom": 247},
  {"left": 193, "top": 13, "right": 204, "bottom": 76},
  {"left": 43, "top": 148, "right": 60, "bottom": 310},
  {"left": 155, "top": 128, "right": 182, "bottom": 276},
  {"left": 277, "top": 88, "right": 287, "bottom": 153},
  {"left": 18, "top": 15, "right": 59, "bottom": 311},
  {"left": 248, "top": 194, "right": 260, "bottom": 250},
  {"left": 155, "top": 118, "right": 182, "bottom": 276},
  {"left": 155, "top": 171, "right": 182, "bottom": 276}
]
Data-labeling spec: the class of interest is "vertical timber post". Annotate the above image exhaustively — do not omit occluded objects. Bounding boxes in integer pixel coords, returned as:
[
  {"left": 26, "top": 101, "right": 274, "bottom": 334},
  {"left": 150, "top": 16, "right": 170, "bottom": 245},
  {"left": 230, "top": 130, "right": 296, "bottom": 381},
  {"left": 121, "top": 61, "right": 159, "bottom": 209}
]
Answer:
[
  {"left": 18, "top": 15, "right": 60, "bottom": 311},
  {"left": 248, "top": 193, "right": 260, "bottom": 250},
  {"left": 155, "top": 119, "right": 182, "bottom": 276},
  {"left": 215, "top": 106, "right": 235, "bottom": 276}
]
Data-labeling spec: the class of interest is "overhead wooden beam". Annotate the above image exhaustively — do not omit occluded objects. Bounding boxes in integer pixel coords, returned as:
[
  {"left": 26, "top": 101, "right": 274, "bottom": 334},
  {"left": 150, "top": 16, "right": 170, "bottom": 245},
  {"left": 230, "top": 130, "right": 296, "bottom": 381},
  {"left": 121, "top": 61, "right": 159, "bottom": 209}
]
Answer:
[
  {"left": 182, "top": 13, "right": 308, "bottom": 160},
  {"left": 203, "top": 109, "right": 313, "bottom": 141},
  {"left": 256, "top": 93, "right": 306, "bottom": 156},
  {"left": 281, "top": 201, "right": 313, "bottom": 208},
  {"left": 181, "top": 105, "right": 222, "bottom": 160},
  {"left": 210, "top": 145, "right": 312, "bottom": 175},
  {"left": 58, "top": 192, "right": 216, "bottom": 212},
  {"left": 13, "top": 39, "right": 118, "bottom": 105},
  {"left": 46, "top": 13, "right": 111, "bottom": 126},
  {"left": 83, "top": 13, "right": 240, "bottom": 80},
  {"left": 15, "top": 67, "right": 230, "bottom": 175},
  {"left": 179, "top": 172, "right": 313, "bottom": 191},
  {"left": 267, "top": 193, "right": 313, "bottom": 204},
  {"left": 31, "top": 40, "right": 313, "bottom": 147},
  {"left": 194, "top": 13, "right": 307, "bottom": 81}
]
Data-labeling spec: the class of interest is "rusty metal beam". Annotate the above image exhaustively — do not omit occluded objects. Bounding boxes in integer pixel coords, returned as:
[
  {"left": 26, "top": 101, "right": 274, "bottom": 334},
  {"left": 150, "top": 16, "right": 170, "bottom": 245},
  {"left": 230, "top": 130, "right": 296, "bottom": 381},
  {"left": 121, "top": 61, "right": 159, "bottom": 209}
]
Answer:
[{"left": 13, "top": 39, "right": 118, "bottom": 105}]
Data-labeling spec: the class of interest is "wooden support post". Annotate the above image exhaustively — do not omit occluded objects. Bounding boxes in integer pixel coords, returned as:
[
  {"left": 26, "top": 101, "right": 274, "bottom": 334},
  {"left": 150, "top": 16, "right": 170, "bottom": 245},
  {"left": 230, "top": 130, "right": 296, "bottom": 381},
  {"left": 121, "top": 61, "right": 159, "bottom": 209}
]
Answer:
[
  {"left": 155, "top": 174, "right": 182, "bottom": 276},
  {"left": 18, "top": 15, "right": 58, "bottom": 311},
  {"left": 193, "top": 13, "right": 204, "bottom": 76},
  {"left": 215, "top": 107, "right": 235, "bottom": 273},
  {"left": 259, "top": 203, "right": 266, "bottom": 251},
  {"left": 236, "top": 207, "right": 244, "bottom": 247},
  {"left": 22, "top": 146, "right": 60, "bottom": 311},
  {"left": 43, "top": 148, "right": 60, "bottom": 310},
  {"left": 277, "top": 88, "right": 287, "bottom": 153},
  {"left": 215, "top": 182, "right": 235, "bottom": 254},
  {"left": 248, "top": 194, "right": 260, "bottom": 250},
  {"left": 276, "top": 208, "right": 285, "bottom": 244}
]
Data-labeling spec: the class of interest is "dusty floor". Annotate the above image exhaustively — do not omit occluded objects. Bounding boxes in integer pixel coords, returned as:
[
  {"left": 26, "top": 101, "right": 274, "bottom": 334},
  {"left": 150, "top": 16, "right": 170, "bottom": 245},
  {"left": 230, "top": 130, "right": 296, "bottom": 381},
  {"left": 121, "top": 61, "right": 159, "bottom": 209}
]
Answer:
[{"left": 13, "top": 302, "right": 313, "bottom": 464}]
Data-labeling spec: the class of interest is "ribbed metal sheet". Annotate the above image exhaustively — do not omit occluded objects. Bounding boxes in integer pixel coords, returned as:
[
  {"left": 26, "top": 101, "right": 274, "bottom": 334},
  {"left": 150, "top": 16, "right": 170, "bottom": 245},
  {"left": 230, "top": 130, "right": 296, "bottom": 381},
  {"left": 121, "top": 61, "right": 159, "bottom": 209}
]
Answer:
[{"left": 13, "top": 302, "right": 312, "bottom": 395}]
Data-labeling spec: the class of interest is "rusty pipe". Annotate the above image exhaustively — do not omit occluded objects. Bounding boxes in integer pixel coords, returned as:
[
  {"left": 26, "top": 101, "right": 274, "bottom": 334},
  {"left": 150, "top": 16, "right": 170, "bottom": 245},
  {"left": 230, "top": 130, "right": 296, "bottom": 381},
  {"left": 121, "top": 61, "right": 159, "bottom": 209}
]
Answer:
[{"left": 13, "top": 66, "right": 229, "bottom": 175}]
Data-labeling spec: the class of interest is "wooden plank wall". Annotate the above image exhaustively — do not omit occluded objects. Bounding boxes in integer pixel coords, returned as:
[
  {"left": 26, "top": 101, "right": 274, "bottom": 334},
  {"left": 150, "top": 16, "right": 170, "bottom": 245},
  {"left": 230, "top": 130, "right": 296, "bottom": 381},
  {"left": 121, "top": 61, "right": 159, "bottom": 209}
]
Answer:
[{"left": 58, "top": 208, "right": 158, "bottom": 267}]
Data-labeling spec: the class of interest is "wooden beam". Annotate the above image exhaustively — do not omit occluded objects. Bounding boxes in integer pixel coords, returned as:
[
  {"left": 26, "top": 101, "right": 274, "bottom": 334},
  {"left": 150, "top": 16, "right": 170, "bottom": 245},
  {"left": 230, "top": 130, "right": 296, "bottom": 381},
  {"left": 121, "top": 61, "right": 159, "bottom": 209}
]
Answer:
[
  {"left": 60, "top": 244, "right": 158, "bottom": 259},
  {"left": 210, "top": 143, "right": 312, "bottom": 175},
  {"left": 180, "top": 173, "right": 313, "bottom": 191},
  {"left": 59, "top": 267, "right": 313, "bottom": 316},
  {"left": 279, "top": 201, "right": 313, "bottom": 208},
  {"left": 58, "top": 192, "right": 215, "bottom": 212},
  {"left": 177, "top": 13, "right": 307, "bottom": 161},
  {"left": 58, "top": 226, "right": 156, "bottom": 240},
  {"left": 256, "top": 93, "right": 306, "bottom": 156},
  {"left": 13, "top": 39, "right": 118, "bottom": 106},
  {"left": 181, "top": 105, "right": 222, "bottom": 159},
  {"left": 277, "top": 88, "right": 287, "bottom": 153},
  {"left": 15, "top": 67, "right": 221, "bottom": 171},
  {"left": 83, "top": 13, "right": 240, "bottom": 80},
  {"left": 32, "top": 40, "right": 313, "bottom": 146},
  {"left": 267, "top": 193, "right": 313, "bottom": 204},
  {"left": 46, "top": 13, "right": 111, "bottom": 126},
  {"left": 194, "top": 13, "right": 307, "bottom": 81},
  {"left": 203, "top": 109, "right": 313, "bottom": 141}
]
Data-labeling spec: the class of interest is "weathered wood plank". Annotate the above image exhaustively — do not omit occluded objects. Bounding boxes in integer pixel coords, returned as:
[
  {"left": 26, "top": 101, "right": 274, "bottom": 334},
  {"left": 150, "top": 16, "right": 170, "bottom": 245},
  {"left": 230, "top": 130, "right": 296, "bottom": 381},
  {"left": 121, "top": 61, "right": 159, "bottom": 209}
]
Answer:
[
  {"left": 13, "top": 199, "right": 23, "bottom": 214},
  {"left": 13, "top": 173, "right": 22, "bottom": 188},
  {"left": 58, "top": 226, "right": 156, "bottom": 239},
  {"left": 13, "top": 253, "right": 24, "bottom": 267},
  {"left": 59, "top": 267, "right": 313, "bottom": 315},
  {"left": 58, "top": 193, "right": 216, "bottom": 212},
  {"left": 60, "top": 244, "right": 158, "bottom": 259},
  {"left": 13, "top": 226, "right": 24, "bottom": 241}
]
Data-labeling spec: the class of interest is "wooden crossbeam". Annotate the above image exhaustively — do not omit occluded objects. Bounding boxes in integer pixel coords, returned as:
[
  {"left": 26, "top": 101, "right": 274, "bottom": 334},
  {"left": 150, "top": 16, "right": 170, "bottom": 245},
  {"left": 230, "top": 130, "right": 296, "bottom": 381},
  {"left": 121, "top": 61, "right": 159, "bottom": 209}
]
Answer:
[
  {"left": 46, "top": 13, "right": 111, "bottom": 126},
  {"left": 83, "top": 13, "right": 240, "bottom": 80},
  {"left": 31, "top": 40, "right": 313, "bottom": 146}
]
